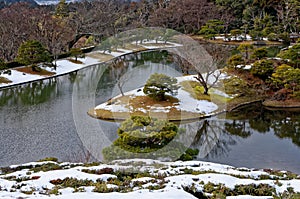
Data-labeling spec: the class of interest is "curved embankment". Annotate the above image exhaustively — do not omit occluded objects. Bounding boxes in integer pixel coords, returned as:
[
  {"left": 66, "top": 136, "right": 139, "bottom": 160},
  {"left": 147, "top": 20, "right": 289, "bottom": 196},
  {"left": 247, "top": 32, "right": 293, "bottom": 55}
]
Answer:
[
  {"left": 263, "top": 99, "right": 300, "bottom": 109},
  {"left": 0, "top": 43, "right": 179, "bottom": 90}
]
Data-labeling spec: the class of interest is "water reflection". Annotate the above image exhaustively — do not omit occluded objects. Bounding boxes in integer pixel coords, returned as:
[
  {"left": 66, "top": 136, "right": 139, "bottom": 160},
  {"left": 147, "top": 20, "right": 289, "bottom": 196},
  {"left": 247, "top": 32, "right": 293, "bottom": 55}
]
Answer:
[
  {"left": 190, "top": 103, "right": 300, "bottom": 173},
  {"left": 0, "top": 49, "right": 300, "bottom": 174},
  {"left": 0, "top": 79, "right": 58, "bottom": 106}
]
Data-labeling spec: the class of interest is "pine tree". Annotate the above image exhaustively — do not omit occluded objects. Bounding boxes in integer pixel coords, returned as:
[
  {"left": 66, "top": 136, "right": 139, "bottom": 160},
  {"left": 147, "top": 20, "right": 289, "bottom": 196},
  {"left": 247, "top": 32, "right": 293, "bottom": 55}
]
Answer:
[{"left": 16, "top": 40, "right": 52, "bottom": 66}]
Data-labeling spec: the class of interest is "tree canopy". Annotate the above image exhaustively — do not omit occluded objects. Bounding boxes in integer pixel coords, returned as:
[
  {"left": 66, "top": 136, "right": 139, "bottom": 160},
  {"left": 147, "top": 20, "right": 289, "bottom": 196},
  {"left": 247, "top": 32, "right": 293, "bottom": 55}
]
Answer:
[
  {"left": 16, "top": 40, "right": 52, "bottom": 66},
  {"left": 114, "top": 116, "right": 178, "bottom": 152},
  {"left": 143, "top": 73, "right": 179, "bottom": 101},
  {"left": 278, "top": 44, "right": 300, "bottom": 68}
]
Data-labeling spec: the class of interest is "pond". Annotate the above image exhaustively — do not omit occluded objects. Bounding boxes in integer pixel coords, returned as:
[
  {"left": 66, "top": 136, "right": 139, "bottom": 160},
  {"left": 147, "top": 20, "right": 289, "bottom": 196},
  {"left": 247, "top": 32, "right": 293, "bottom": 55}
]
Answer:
[{"left": 0, "top": 50, "right": 300, "bottom": 174}]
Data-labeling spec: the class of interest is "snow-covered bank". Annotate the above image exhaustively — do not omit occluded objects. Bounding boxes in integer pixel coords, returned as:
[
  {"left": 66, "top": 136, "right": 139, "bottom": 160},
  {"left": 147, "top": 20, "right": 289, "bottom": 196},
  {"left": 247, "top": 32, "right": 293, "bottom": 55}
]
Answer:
[
  {"left": 94, "top": 75, "right": 225, "bottom": 115},
  {"left": 0, "top": 42, "right": 178, "bottom": 89},
  {"left": 91, "top": 72, "right": 231, "bottom": 121},
  {"left": 0, "top": 159, "right": 299, "bottom": 199}
]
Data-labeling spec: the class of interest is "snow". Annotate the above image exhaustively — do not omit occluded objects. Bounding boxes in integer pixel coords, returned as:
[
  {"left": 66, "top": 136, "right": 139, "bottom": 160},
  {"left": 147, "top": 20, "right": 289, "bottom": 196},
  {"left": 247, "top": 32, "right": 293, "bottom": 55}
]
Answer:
[
  {"left": 132, "top": 177, "right": 155, "bottom": 182},
  {"left": 177, "top": 88, "right": 218, "bottom": 114},
  {"left": 94, "top": 80, "right": 221, "bottom": 115},
  {"left": 217, "top": 34, "right": 252, "bottom": 41},
  {"left": 0, "top": 43, "right": 179, "bottom": 89},
  {"left": 1, "top": 159, "right": 300, "bottom": 199},
  {"left": 35, "top": 0, "right": 79, "bottom": 5},
  {"left": 236, "top": 64, "right": 252, "bottom": 70},
  {"left": 94, "top": 72, "right": 231, "bottom": 117},
  {"left": 227, "top": 196, "right": 273, "bottom": 199}
]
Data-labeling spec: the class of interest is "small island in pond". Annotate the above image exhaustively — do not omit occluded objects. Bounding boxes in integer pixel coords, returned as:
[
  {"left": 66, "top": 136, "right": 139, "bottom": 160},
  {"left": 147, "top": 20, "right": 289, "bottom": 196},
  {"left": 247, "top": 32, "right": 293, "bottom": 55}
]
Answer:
[{"left": 88, "top": 72, "right": 234, "bottom": 121}]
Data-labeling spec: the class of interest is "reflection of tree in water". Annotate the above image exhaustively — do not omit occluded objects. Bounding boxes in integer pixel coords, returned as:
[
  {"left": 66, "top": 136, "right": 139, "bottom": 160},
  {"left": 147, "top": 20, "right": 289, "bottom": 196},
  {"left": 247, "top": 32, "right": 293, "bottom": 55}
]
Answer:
[
  {"left": 188, "top": 103, "right": 300, "bottom": 159},
  {"left": 188, "top": 118, "right": 252, "bottom": 159},
  {"left": 0, "top": 79, "right": 58, "bottom": 106},
  {"left": 96, "top": 50, "right": 182, "bottom": 97},
  {"left": 227, "top": 103, "right": 300, "bottom": 147},
  {"left": 269, "top": 110, "right": 300, "bottom": 147}
]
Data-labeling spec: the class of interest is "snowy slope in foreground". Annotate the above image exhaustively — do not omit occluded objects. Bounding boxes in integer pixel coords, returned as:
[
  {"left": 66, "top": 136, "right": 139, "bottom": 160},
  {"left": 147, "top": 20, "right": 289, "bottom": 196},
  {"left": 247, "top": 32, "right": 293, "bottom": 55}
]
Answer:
[{"left": 1, "top": 159, "right": 299, "bottom": 199}]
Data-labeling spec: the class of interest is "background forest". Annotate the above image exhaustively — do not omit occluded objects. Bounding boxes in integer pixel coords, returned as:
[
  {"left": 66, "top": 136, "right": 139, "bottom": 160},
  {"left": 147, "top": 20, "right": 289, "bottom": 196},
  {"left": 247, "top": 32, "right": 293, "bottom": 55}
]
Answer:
[{"left": 0, "top": 0, "right": 299, "bottom": 64}]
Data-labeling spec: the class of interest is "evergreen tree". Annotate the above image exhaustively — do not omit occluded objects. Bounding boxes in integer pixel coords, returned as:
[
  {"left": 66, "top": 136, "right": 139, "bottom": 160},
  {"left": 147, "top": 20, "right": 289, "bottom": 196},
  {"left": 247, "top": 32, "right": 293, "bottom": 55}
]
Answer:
[
  {"left": 251, "top": 59, "right": 274, "bottom": 80},
  {"left": 16, "top": 40, "right": 52, "bottom": 66},
  {"left": 278, "top": 44, "right": 300, "bottom": 68},
  {"left": 237, "top": 43, "right": 254, "bottom": 60},
  {"left": 70, "top": 48, "right": 84, "bottom": 61},
  {"left": 251, "top": 47, "right": 268, "bottom": 60},
  {"left": 0, "top": 58, "right": 6, "bottom": 70},
  {"left": 55, "top": 0, "right": 69, "bottom": 18},
  {"left": 143, "top": 73, "right": 179, "bottom": 101}
]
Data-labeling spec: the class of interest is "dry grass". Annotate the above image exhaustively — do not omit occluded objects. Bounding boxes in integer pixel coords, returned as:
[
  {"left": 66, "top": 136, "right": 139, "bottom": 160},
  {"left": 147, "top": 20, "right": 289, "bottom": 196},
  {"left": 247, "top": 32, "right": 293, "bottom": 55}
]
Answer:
[
  {"left": 180, "top": 80, "right": 230, "bottom": 109},
  {"left": 123, "top": 43, "right": 148, "bottom": 51},
  {"left": 263, "top": 99, "right": 300, "bottom": 108},
  {"left": 87, "top": 52, "right": 114, "bottom": 62},
  {"left": 141, "top": 42, "right": 173, "bottom": 47},
  {"left": 15, "top": 66, "right": 56, "bottom": 76},
  {"left": 0, "top": 76, "right": 12, "bottom": 84},
  {"left": 67, "top": 59, "right": 83, "bottom": 64},
  {"left": 88, "top": 95, "right": 204, "bottom": 121}
]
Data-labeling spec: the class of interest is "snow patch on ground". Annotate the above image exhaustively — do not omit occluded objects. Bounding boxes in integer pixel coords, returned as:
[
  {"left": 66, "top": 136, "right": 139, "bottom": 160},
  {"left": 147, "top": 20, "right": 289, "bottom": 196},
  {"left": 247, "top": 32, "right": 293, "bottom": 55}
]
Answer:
[
  {"left": 95, "top": 73, "right": 231, "bottom": 116},
  {"left": 0, "top": 43, "right": 179, "bottom": 88},
  {"left": 1, "top": 159, "right": 300, "bottom": 199}
]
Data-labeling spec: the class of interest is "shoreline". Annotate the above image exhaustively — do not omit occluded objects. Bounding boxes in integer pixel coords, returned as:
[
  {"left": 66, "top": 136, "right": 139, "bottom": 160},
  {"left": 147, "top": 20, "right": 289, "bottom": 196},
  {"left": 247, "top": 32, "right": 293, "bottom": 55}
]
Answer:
[
  {"left": 0, "top": 43, "right": 179, "bottom": 90},
  {"left": 1, "top": 44, "right": 299, "bottom": 112}
]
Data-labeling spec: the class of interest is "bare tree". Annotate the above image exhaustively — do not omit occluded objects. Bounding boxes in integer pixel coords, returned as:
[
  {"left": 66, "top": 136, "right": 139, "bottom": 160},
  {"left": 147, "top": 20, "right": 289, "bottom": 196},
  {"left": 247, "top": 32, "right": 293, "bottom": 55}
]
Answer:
[
  {"left": 169, "top": 36, "right": 229, "bottom": 95},
  {"left": 110, "top": 56, "right": 130, "bottom": 96},
  {"left": 149, "top": 0, "right": 232, "bottom": 34},
  {"left": 0, "top": 3, "right": 74, "bottom": 63},
  {"left": 194, "top": 44, "right": 230, "bottom": 95},
  {"left": 69, "top": 0, "right": 128, "bottom": 37},
  {"left": 0, "top": 3, "right": 34, "bottom": 61}
]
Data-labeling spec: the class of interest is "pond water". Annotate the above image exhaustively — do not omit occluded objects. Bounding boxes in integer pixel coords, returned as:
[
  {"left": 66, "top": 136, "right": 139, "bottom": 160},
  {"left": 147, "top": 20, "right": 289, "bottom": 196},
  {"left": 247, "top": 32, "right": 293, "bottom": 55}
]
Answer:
[{"left": 0, "top": 50, "right": 300, "bottom": 174}]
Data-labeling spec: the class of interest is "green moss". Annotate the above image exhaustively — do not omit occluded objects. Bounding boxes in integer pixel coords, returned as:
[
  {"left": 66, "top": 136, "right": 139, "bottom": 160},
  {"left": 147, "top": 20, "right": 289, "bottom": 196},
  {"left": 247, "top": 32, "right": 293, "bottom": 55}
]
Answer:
[
  {"left": 203, "top": 182, "right": 232, "bottom": 198},
  {"left": 30, "top": 163, "right": 61, "bottom": 172},
  {"left": 81, "top": 167, "right": 114, "bottom": 175},
  {"left": 233, "top": 183, "right": 276, "bottom": 196},
  {"left": 93, "top": 183, "right": 114, "bottom": 193},
  {"left": 50, "top": 177, "right": 95, "bottom": 188},
  {"left": 102, "top": 141, "right": 187, "bottom": 161},
  {"left": 179, "top": 148, "right": 199, "bottom": 161},
  {"left": 48, "top": 186, "right": 61, "bottom": 195},
  {"left": 274, "top": 191, "right": 300, "bottom": 199},
  {"left": 38, "top": 157, "right": 58, "bottom": 162},
  {"left": 73, "top": 187, "right": 86, "bottom": 193}
]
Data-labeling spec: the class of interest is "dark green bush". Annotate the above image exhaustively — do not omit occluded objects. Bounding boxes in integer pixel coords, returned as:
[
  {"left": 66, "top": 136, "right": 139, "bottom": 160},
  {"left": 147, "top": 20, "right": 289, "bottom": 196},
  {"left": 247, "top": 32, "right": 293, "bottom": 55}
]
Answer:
[{"left": 251, "top": 59, "right": 274, "bottom": 80}]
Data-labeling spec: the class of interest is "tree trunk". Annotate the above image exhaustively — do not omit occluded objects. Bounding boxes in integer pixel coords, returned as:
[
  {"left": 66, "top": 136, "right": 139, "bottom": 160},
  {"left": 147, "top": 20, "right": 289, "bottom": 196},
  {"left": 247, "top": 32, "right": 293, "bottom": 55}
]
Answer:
[{"left": 117, "top": 82, "right": 124, "bottom": 96}]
